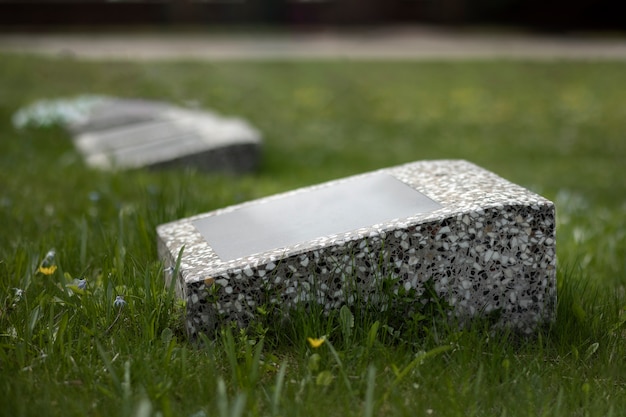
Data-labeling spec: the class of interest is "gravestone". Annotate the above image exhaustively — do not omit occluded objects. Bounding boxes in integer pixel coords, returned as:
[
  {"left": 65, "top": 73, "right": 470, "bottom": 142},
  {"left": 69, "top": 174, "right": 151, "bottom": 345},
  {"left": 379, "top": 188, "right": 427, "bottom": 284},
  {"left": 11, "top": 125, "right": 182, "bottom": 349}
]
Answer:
[
  {"left": 72, "top": 99, "right": 262, "bottom": 173},
  {"left": 157, "top": 160, "right": 556, "bottom": 337},
  {"left": 12, "top": 96, "right": 262, "bottom": 173}
]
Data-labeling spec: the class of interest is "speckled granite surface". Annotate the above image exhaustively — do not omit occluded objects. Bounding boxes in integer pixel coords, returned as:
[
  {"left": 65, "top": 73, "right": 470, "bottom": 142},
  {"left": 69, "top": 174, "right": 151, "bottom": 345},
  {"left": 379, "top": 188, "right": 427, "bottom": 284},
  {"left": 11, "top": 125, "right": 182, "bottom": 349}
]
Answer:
[{"left": 157, "top": 160, "right": 556, "bottom": 337}]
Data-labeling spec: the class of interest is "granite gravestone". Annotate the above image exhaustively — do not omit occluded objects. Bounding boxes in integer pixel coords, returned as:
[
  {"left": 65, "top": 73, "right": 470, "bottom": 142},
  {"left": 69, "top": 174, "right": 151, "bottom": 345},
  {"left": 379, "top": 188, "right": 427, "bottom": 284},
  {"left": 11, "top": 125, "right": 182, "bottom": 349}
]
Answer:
[{"left": 157, "top": 160, "right": 556, "bottom": 337}]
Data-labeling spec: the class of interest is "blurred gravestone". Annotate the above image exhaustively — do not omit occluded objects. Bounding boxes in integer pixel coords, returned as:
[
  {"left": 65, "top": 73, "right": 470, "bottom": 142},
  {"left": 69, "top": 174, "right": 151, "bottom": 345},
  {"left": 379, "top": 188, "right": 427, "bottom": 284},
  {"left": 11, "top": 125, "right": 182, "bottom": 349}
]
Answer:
[
  {"left": 157, "top": 160, "right": 557, "bottom": 338},
  {"left": 13, "top": 96, "right": 262, "bottom": 173}
]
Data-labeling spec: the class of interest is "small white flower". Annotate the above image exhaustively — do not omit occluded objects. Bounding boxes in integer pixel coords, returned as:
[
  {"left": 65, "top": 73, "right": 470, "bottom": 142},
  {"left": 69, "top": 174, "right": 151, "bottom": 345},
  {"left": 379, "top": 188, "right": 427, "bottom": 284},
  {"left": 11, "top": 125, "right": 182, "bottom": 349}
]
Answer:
[
  {"left": 12, "top": 288, "right": 24, "bottom": 305},
  {"left": 39, "top": 249, "right": 57, "bottom": 272},
  {"left": 114, "top": 295, "right": 126, "bottom": 308},
  {"left": 77, "top": 279, "right": 87, "bottom": 290},
  {"left": 43, "top": 249, "right": 56, "bottom": 263}
]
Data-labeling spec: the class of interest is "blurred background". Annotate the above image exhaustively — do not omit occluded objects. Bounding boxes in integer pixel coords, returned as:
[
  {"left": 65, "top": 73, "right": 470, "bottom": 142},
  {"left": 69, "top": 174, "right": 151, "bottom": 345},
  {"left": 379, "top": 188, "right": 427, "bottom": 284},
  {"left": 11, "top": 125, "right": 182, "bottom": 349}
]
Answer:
[{"left": 0, "top": 0, "right": 623, "bottom": 32}]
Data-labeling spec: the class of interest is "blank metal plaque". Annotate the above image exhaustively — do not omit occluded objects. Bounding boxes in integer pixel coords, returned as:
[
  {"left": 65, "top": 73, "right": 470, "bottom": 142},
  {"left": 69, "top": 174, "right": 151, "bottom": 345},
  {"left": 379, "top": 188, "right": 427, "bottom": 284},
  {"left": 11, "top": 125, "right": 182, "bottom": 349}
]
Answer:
[{"left": 193, "top": 173, "right": 442, "bottom": 261}]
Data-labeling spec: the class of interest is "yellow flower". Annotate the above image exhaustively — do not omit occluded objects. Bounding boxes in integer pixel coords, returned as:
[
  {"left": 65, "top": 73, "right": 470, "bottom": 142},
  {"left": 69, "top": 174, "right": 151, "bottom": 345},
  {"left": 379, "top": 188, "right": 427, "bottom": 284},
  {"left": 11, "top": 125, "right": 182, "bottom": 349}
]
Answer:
[
  {"left": 307, "top": 336, "right": 326, "bottom": 348},
  {"left": 38, "top": 265, "right": 57, "bottom": 275},
  {"left": 38, "top": 249, "right": 57, "bottom": 275}
]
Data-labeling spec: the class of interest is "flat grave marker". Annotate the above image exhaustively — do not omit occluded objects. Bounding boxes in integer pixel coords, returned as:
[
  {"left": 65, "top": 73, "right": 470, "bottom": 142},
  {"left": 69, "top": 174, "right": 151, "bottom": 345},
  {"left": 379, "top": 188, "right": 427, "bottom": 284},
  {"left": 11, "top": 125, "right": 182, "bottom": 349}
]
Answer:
[
  {"left": 13, "top": 96, "right": 262, "bottom": 173},
  {"left": 72, "top": 99, "right": 262, "bottom": 173},
  {"left": 157, "top": 160, "right": 556, "bottom": 337}
]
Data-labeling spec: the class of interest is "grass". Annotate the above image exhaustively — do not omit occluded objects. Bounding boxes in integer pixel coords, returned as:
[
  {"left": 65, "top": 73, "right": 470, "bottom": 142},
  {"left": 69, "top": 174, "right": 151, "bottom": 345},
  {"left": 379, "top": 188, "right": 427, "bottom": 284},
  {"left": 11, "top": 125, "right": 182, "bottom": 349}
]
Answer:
[{"left": 1, "top": 52, "right": 625, "bottom": 417}]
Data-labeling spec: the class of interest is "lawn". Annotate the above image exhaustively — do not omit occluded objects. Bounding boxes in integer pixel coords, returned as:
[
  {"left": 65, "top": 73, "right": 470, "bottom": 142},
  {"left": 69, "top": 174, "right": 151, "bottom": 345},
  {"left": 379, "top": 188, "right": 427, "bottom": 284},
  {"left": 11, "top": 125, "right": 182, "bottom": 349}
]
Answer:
[{"left": 1, "top": 53, "right": 625, "bottom": 417}]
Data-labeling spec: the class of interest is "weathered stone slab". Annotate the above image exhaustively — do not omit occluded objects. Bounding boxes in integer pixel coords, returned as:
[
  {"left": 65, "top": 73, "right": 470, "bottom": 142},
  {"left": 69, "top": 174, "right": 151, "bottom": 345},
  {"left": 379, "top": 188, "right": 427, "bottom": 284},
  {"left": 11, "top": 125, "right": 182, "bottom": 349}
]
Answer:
[
  {"left": 157, "top": 160, "right": 556, "bottom": 337},
  {"left": 12, "top": 96, "right": 262, "bottom": 173},
  {"left": 72, "top": 100, "right": 262, "bottom": 173}
]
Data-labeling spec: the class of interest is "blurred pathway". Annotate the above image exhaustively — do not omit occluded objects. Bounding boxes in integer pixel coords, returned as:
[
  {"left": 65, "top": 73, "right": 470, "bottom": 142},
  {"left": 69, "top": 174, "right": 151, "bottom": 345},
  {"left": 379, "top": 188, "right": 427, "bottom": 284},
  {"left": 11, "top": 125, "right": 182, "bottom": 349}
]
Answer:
[{"left": 1, "top": 26, "right": 626, "bottom": 60}]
